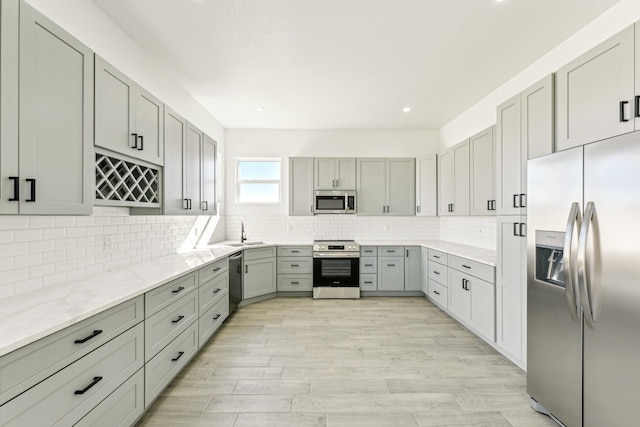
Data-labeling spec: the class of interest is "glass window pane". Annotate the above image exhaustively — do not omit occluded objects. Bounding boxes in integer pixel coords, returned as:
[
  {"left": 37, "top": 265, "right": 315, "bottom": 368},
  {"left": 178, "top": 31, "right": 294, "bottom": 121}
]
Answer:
[
  {"left": 239, "top": 183, "right": 279, "bottom": 203},
  {"left": 238, "top": 161, "right": 280, "bottom": 181}
]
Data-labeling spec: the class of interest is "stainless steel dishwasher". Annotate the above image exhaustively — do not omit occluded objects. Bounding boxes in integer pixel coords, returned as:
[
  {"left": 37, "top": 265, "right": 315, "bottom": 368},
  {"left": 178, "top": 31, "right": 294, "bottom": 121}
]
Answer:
[{"left": 228, "top": 251, "right": 243, "bottom": 313}]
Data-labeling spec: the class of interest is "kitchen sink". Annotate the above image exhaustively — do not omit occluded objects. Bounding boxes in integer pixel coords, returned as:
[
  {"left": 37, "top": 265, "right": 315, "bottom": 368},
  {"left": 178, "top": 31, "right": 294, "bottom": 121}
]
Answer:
[{"left": 227, "top": 241, "right": 264, "bottom": 247}]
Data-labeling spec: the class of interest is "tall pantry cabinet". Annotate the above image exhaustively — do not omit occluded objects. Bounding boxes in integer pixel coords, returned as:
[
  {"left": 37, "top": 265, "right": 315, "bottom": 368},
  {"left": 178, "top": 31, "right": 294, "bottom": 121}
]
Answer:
[
  {"left": 0, "top": 0, "right": 93, "bottom": 215},
  {"left": 495, "top": 74, "right": 554, "bottom": 367}
]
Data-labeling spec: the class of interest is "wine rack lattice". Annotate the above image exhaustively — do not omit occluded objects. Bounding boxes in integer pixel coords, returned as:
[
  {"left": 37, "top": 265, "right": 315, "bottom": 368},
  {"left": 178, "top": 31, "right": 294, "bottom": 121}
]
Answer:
[{"left": 95, "top": 153, "right": 160, "bottom": 205}]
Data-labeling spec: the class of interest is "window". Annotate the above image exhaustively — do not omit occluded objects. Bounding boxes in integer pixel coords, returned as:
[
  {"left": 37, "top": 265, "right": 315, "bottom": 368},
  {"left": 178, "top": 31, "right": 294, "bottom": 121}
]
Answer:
[{"left": 236, "top": 159, "right": 281, "bottom": 203}]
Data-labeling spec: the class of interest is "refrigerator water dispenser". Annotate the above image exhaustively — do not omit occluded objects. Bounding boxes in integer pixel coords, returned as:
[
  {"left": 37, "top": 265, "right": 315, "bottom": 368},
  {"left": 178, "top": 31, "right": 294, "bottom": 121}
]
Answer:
[{"left": 535, "top": 230, "right": 566, "bottom": 287}]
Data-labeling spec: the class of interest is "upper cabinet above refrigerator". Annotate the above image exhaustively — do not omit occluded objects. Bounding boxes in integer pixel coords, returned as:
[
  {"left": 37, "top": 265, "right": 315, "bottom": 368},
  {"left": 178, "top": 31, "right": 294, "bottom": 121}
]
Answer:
[{"left": 555, "top": 24, "right": 639, "bottom": 151}]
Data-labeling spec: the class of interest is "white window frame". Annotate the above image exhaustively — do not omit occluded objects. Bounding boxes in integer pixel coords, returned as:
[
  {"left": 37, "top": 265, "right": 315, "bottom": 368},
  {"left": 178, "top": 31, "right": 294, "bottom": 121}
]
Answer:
[{"left": 235, "top": 158, "right": 282, "bottom": 204}]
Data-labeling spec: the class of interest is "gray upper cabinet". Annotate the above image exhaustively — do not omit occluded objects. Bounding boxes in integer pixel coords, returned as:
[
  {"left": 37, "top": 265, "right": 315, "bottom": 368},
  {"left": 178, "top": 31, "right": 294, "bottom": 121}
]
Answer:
[
  {"left": 202, "top": 134, "right": 217, "bottom": 214},
  {"left": 314, "top": 157, "right": 356, "bottom": 190},
  {"left": 556, "top": 25, "right": 635, "bottom": 151},
  {"left": 185, "top": 122, "right": 203, "bottom": 215},
  {"left": 470, "top": 126, "right": 495, "bottom": 216},
  {"left": 1, "top": 0, "right": 93, "bottom": 215},
  {"left": 523, "top": 75, "right": 554, "bottom": 161},
  {"left": 289, "top": 157, "right": 314, "bottom": 216},
  {"left": 357, "top": 158, "right": 415, "bottom": 216},
  {"left": 415, "top": 155, "right": 437, "bottom": 216},
  {"left": 95, "top": 55, "right": 164, "bottom": 166},
  {"left": 162, "top": 107, "right": 187, "bottom": 215},
  {"left": 438, "top": 140, "right": 469, "bottom": 216}
]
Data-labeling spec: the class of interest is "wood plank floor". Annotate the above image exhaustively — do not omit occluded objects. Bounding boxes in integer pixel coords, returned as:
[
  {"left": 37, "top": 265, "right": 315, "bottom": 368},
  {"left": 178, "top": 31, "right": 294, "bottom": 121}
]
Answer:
[{"left": 136, "top": 297, "right": 557, "bottom": 427}]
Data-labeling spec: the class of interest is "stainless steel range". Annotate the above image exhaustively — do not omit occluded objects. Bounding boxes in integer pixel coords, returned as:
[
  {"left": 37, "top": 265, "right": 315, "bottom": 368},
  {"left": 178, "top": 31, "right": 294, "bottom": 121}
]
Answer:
[{"left": 312, "top": 240, "right": 360, "bottom": 299}]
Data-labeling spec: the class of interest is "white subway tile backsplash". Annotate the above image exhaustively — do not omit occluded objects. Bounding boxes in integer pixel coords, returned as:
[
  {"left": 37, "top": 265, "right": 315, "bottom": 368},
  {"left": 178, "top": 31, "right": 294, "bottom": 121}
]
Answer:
[
  {"left": 0, "top": 242, "right": 28, "bottom": 257},
  {"left": 28, "top": 216, "right": 54, "bottom": 228},
  {"left": 439, "top": 216, "right": 497, "bottom": 250},
  {"left": 14, "top": 254, "right": 43, "bottom": 269},
  {"left": 0, "top": 230, "right": 13, "bottom": 243},
  {"left": 14, "top": 229, "right": 42, "bottom": 242},
  {"left": 0, "top": 216, "right": 29, "bottom": 230}
]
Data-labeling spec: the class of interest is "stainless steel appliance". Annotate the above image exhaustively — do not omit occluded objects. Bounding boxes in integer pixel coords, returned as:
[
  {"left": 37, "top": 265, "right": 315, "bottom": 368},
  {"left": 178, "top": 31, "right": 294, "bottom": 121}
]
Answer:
[
  {"left": 527, "top": 131, "right": 640, "bottom": 427},
  {"left": 312, "top": 240, "right": 360, "bottom": 299},
  {"left": 314, "top": 190, "right": 356, "bottom": 214},
  {"left": 228, "top": 251, "right": 243, "bottom": 313}
]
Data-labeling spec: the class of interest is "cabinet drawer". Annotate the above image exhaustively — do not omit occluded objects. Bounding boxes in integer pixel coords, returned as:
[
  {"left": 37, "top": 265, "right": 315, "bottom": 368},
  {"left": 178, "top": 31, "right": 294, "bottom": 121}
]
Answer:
[
  {"left": 0, "top": 324, "right": 144, "bottom": 427},
  {"left": 145, "top": 322, "right": 199, "bottom": 407},
  {"left": 448, "top": 255, "right": 495, "bottom": 283},
  {"left": 360, "top": 257, "right": 377, "bottom": 273},
  {"left": 428, "top": 280, "right": 448, "bottom": 308},
  {"left": 277, "top": 274, "right": 313, "bottom": 291},
  {"left": 277, "top": 257, "right": 313, "bottom": 274},
  {"left": 145, "top": 290, "right": 198, "bottom": 361},
  {"left": 428, "top": 260, "right": 448, "bottom": 287},
  {"left": 199, "top": 295, "right": 229, "bottom": 347},
  {"left": 75, "top": 368, "right": 144, "bottom": 427},
  {"left": 199, "top": 258, "right": 229, "bottom": 285},
  {"left": 0, "top": 296, "right": 143, "bottom": 405},
  {"left": 244, "top": 246, "right": 277, "bottom": 261},
  {"left": 378, "top": 246, "right": 404, "bottom": 256},
  {"left": 199, "top": 271, "right": 229, "bottom": 314},
  {"left": 360, "top": 274, "right": 378, "bottom": 291},
  {"left": 277, "top": 246, "right": 312, "bottom": 257},
  {"left": 360, "top": 246, "right": 377, "bottom": 256},
  {"left": 428, "top": 249, "right": 447, "bottom": 264},
  {"left": 145, "top": 271, "right": 197, "bottom": 318}
]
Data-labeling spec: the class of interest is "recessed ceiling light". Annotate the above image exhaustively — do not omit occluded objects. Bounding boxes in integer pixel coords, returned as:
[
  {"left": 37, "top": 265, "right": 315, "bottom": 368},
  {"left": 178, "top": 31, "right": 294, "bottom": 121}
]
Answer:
[
  {"left": 256, "top": 107, "right": 264, "bottom": 112},
  {"left": 402, "top": 107, "right": 411, "bottom": 113}
]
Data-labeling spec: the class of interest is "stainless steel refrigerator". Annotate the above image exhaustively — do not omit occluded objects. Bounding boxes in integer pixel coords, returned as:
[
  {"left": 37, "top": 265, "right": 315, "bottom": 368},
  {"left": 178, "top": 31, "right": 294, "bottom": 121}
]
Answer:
[{"left": 527, "top": 131, "right": 640, "bottom": 427}]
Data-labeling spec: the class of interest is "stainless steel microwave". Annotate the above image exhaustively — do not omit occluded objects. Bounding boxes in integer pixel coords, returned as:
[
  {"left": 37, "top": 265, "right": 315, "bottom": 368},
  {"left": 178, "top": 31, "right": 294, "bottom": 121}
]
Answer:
[{"left": 314, "top": 190, "right": 356, "bottom": 214}]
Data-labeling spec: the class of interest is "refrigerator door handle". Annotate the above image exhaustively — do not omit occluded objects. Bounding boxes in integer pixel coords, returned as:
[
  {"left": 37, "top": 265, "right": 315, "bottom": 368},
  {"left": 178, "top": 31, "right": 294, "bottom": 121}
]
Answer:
[
  {"left": 563, "top": 202, "right": 582, "bottom": 323},
  {"left": 578, "top": 201, "right": 597, "bottom": 329}
]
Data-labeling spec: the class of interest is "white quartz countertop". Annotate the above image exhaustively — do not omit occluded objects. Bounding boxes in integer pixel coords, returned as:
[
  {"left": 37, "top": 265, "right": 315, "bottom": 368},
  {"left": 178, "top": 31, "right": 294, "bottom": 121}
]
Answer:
[{"left": 0, "top": 239, "right": 494, "bottom": 358}]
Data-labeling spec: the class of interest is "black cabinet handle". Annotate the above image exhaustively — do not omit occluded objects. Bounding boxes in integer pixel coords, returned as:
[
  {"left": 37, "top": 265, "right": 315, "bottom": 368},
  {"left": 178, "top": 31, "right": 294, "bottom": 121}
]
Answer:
[
  {"left": 184, "top": 198, "right": 189, "bottom": 210},
  {"left": 291, "top": 281, "right": 299, "bottom": 285},
  {"left": 417, "top": 205, "right": 421, "bottom": 213},
  {"left": 513, "top": 222, "right": 519, "bottom": 236},
  {"left": 461, "top": 279, "right": 466, "bottom": 290},
  {"left": 364, "top": 281, "right": 372, "bottom": 284},
  {"left": 137, "top": 134, "right": 144, "bottom": 151},
  {"left": 25, "top": 179, "right": 36, "bottom": 202},
  {"left": 620, "top": 100, "right": 629, "bottom": 122},
  {"left": 74, "top": 376, "right": 103, "bottom": 395},
  {"left": 74, "top": 329, "right": 103, "bottom": 344},
  {"left": 513, "top": 194, "right": 519, "bottom": 208},
  {"left": 172, "top": 315, "right": 185, "bottom": 324},
  {"left": 291, "top": 250, "right": 300, "bottom": 253},
  {"left": 492, "top": 200, "right": 496, "bottom": 210},
  {"left": 433, "top": 290, "right": 440, "bottom": 295},
  {"left": 433, "top": 255, "right": 440, "bottom": 259},
  {"left": 387, "top": 264, "right": 396, "bottom": 267},
  {"left": 519, "top": 194, "right": 526, "bottom": 208},
  {"left": 461, "top": 265, "right": 471, "bottom": 269},
  {"left": 213, "top": 267, "right": 221, "bottom": 272},
  {"left": 433, "top": 271, "right": 440, "bottom": 275},
  {"left": 519, "top": 222, "right": 526, "bottom": 237},
  {"left": 131, "top": 133, "right": 138, "bottom": 149},
  {"left": 290, "top": 264, "right": 299, "bottom": 267},
  {"left": 245, "top": 265, "right": 248, "bottom": 273},
  {"left": 365, "top": 264, "right": 373, "bottom": 267},
  {"left": 172, "top": 351, "right": 185, "bottom": 362},
  {"left": 635, "top": 96, "right": 640, "bottom": 118},
  {"left": 172, "top": 286, "right": 185, "bottom": 294},
  {"left": 203, "top": 201, "right": 209, "bottom": 211},
  {"left": 213, "top": 288, "right": 221, "bottom": 293},
  {"left": 9, "top": 177, "right": 19, "bottom": 202},
  {"left": 213, "top": 314, "right": 221, "bottom": 320},
  {"left": 188, "top": 199, "right": 192, "bottom": 210}
]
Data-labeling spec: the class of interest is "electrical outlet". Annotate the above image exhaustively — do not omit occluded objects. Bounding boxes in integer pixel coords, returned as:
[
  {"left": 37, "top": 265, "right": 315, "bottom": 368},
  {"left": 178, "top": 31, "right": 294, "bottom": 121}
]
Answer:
[{"left": 104, "top": 235, "right": 114, "bottom": 250}]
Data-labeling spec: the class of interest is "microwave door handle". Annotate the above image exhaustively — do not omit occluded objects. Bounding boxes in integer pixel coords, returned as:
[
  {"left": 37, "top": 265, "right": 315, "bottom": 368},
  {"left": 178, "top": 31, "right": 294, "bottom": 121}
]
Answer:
[
  {"left": 345, "top": 193, "right": 348, "bottom": 212},
  {"left": 563, "top": 202, "right": 582, "bottom": 323}
]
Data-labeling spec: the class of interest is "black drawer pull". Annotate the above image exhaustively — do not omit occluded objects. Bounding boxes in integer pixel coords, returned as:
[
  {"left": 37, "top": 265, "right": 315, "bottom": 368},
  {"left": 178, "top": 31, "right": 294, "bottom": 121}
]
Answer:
[
  {"left": 213, "top": 314, "right": 221, "bottom": 320},
  {"left": 172, "top": 351, "right": 185, "bottom": 362},
  {"left": 433, "top": 271, "right": 440, "bottom": 275},
  {"left": 137, "top": 134, "right": 144, "bottom": 151},
  {"left": 387, "top": 264, "right": 396, "bottom": 267},
  {"left": 26, "top": 178, "right": 36, "bottom": 202},
  {"left": 620, "top": 100, "right": 629, "bottom": 122},
  {"left": 172, "top": 286, "right": 185, "bottom": 294},
  {"left": 433, "top": 290, "right": 440, "bottom": 295},
  {"left": 172, "top": 315, "right": 185, "bottom": 324},
  {"left": 290, "top": 264, "right": 299, "bottom": 267},
  {"left": 462, "top": 265, "right": 471, "bottom": 269},
  {"left": 9, "top": 177, "right": 19, "bottom": 201},
  {"left": 291, "top": 281, "right": 299, "bottom": 285},
  {"left": 74, "top": 329, "right": 103, "bottom": 344},
  {"left": 75, "top": 376, "right": 102, "bottom": 395},
  {"left": 213, "top": 288, "right": 221, "bottom": 293},
  {"left": 364, "top": 281, "right": 373, "bottom": 284},
  {"left": 291, "top": 250, "right": 300, "bottom": 253},
  {"left": 365, "top": 264, "right": 373, "bottom": 267},
  {"left": 433, "top": 255, "right": 440, "bottom": 259},
  {"left": 131, "top": 133, "right": 138, "bottom": 149},
  {"left": 213, "top": 267, "right": 221, "bottom": 272}
]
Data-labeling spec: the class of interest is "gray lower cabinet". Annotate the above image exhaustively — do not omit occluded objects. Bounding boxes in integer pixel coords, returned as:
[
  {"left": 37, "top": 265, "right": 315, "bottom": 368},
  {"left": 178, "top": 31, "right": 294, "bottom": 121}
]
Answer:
[
  {"left": 244, "top": 247, "right": 277, "bottom": 298},
  {"left": 289, "top": 158, "right": 314, "bottom": 216},
  {"left": 198, "top": 296, "right": 229, "bottom": 348},
  {"left": 360, "top": 274, "right": 378, "bottom": 291},
  {"left": 0, "top": 0, "right": 93, "bottom": 215},
  {"left": 359, "top": 246, "right": 378, "bottom": 291},
  {"left": 448, "top": 264, "right": 495, "bottom": 341},
  {"left": 277, "top": 246, "right": 313, "bottom": 292},
  {"left": 378, "top": 247, "right": 405, "bottom": 291},
  {"left": 404, "top": 247, "right": 421, "bottom": 291}
]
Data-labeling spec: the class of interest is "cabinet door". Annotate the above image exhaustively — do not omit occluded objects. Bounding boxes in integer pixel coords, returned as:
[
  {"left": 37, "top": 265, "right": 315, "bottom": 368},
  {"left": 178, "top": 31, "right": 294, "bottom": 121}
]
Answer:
[
  {"left": 356, "top": 158, "right": 386, "bottom": 215},
  {"left": 134, "top": 87, "right": 163, "bottom": 165},
  {"left": 420, "top": 247, "right": 429, "bottom": 294},
  {"left": 313, "top": 158, "right": 335, "bottom": 190},
  {"left": 94, "top": 55, "right": 136, "bottom": 157},
  {"left": 162, "top": 107, "right": 186, "bottom": 215},
  {"left": 19, "top": 3, "right": 93, "bottom": 215},
  {"left": 556, "top": 25, "right": 634, "bottom": 151},
  {"left": 404, "top": 247, "right": 421, "bottom": 291},
  {"left": 185, "top": 122, "right": 203, "bottom": 215},
  {"left": 416, "top": 155, "right": 437, "bottom": 216},
  {"left": 448, "top": 270, "right": 471, "bottom": 322},
  {"left": 470, "top": 276, "right": 496, "bottom": 341},
  {"left": 470, "top": 127, "right": 495, "bottom": 216},
  {"left": 496, "top": 215, "right": 525, "bottom": 360},
  {"left": 335, "top": 158, "right": 356, "bottom": 189},
  {"left": 386, "top": 158, "right": 415, "bottom": 216},
  {"left": 437, "top": 150, "right": 453, "bottom": 216},
  {"left": 202, "top": 134, "right": 217, "bottom": 215},
  {"left": 289, "top": 157, "right": 314, "bottom": 216},
  {"left": 244, "top": 257, "right": 276, "bottom": 299},
  {"left": 496, "top": 94, "right": 523, "bottom": 215},
  {"left": 522, "top": 74, "right": 554, "bottom": 161},
  {"left": 377, "top": 256, "right": 405, "bottom": 291},
  {"left": 452, "top": 141, "right": 470, "bottom": 216},
  {"left": 0, "top": 0, "right": 19, "bottom": 214}
]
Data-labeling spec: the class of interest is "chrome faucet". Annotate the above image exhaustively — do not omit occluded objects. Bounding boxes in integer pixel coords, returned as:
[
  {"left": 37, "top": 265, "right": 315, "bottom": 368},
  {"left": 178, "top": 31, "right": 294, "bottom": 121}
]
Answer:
[{"left": 240, "top": 222, "right": 247, "bottom": 243}]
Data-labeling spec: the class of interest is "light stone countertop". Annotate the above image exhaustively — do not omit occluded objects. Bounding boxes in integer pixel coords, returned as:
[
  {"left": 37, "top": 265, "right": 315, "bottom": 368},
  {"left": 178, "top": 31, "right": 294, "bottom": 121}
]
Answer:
[{"left": 0, "top": 239, "right": 494, "bottom": 358}]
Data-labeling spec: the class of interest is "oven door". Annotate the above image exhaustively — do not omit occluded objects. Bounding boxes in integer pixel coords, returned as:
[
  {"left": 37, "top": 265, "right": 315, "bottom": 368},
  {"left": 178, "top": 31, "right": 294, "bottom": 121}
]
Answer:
[{"left": 313, "top": 256, "right": 359, "bottom": 287}]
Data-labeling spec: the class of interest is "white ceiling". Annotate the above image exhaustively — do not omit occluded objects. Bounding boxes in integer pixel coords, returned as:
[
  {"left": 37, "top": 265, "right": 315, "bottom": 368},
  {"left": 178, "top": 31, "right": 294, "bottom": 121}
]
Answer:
[{"left": 93, "top": 0, "right": 620, "bottom": 130}]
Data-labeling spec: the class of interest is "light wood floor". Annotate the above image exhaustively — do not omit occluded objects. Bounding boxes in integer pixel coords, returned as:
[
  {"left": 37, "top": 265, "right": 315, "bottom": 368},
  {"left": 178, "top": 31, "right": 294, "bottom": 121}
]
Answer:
[{"left": 136, "top": 297, "right": 557, "bottom": 427}]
